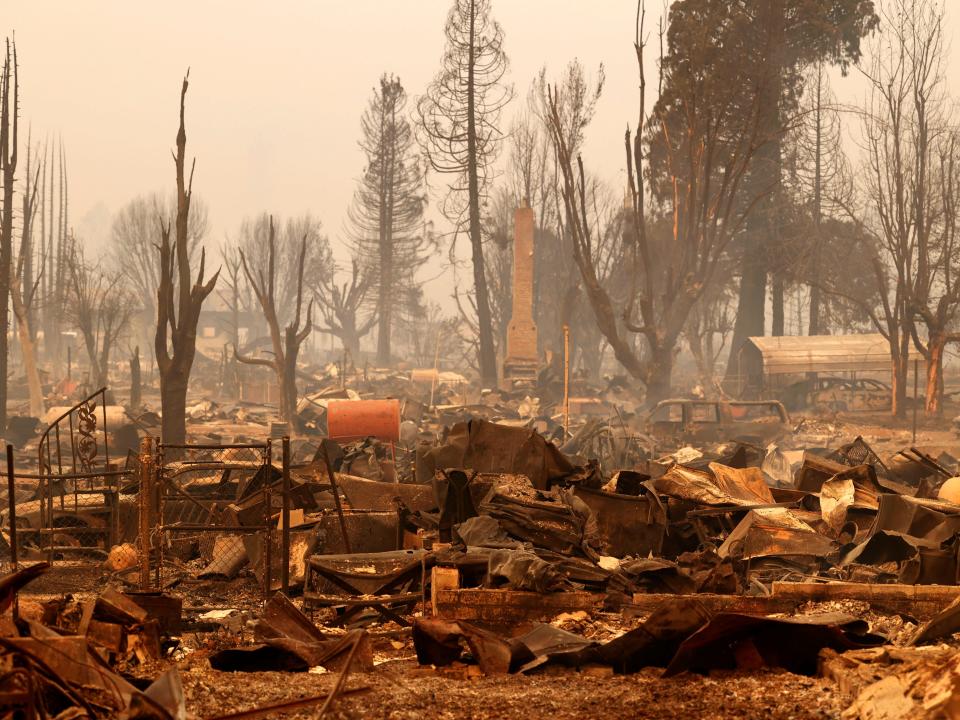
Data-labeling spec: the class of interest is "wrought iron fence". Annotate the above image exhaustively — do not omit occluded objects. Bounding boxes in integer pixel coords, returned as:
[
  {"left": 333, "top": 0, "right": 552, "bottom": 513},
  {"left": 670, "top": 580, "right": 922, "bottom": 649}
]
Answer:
[{"left": 34, "top": 388, "right": 133, "bottom": 562}]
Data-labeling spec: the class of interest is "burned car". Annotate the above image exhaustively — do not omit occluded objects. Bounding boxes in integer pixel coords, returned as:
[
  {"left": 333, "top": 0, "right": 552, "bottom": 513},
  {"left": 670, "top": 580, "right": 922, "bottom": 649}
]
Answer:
[
  {"left": 644, "top": 399, "right": 790, "bottom": 449},
  {"left": 779, "top": 376, "right": 891, "bottom": 413}
]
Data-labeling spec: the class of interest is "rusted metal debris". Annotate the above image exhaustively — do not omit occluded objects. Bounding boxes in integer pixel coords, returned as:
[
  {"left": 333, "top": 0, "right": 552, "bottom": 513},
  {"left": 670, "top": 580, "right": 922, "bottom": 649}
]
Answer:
[{"left": 0, "top": 563, "right": 185, "bottom": 719}]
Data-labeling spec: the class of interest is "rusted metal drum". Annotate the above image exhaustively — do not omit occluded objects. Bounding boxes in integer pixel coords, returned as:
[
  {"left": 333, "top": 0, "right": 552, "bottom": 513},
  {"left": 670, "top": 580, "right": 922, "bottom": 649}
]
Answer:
[{"left": 326, "top": 399, "right": 401, "bottom": 442}]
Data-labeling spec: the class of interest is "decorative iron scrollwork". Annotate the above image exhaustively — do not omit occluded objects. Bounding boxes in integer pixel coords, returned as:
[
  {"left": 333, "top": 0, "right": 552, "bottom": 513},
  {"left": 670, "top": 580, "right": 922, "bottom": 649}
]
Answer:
[{"left": 76, "top": 400, "right": 98, "bottom": 473}]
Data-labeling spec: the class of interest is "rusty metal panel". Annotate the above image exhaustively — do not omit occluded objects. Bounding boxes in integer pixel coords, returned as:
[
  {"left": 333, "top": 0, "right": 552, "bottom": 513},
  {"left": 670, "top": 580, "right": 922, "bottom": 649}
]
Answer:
[{"left": 433, "top": 588, "right": 604, "bottom": 624}]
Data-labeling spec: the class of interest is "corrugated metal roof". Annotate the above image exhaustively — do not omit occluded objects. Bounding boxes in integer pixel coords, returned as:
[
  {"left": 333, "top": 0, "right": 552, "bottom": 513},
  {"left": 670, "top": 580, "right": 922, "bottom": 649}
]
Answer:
[{"left": 744, "top": 334, "right": 893, "bottom": 375}]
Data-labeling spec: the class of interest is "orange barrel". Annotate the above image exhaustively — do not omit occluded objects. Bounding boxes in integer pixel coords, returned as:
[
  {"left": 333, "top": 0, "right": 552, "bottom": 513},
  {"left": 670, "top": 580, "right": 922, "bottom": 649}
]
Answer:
[{"left": 326, "top": 399, "right": 401, "bottom": 442}]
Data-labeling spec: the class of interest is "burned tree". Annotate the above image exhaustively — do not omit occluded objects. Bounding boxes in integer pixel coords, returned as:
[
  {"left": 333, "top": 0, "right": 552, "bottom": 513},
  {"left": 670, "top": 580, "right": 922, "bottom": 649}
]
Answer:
[
  {"left": 215, "top": 243, "right": 249, "bottom": 399},
  {"left": 782, "top": 63, "right": 853, "bottom": 336},
  {"left": 719, "top": 0, "right": 878, "bottom": 371},
  {"left": 544, "top": 4, "right": 769, "bottom": 402},
  {"left": 216, "top": 243, "right": 248, "bottom": 354},
  {"left": 65, "top": 242, "right": 134, "bottom": 388},
  {"left": 129, "top": 345, "right": 142, "bottom": 409},
  {"left": 418, "top": 0, "right": 513, "bottom": 386},
  {"left": 112, "top": 192, "right": 208, "bottom": 355},
  {"left": 13, "top": 140, "right": 44, "bottom": 417},
  {"left": 37, "top": 139, "right": 69, "bottom": 373},
  {"left": 235, "top": 216, "right": 313, "bottom": 426},
  {"left": 840, "top": 0, "right": 960, "bottom": 417},
  {"left": 314, "top": 258, "right": 376, "bottom": 364},
  {"left": 155, "top": 73, "right": 219, "bottom": 443},
  {"left": 349, "top": 75, "right": 429, "bottom": 367},
  {"left": 0, "top": 39, "right": 18, "bottom": 431}
]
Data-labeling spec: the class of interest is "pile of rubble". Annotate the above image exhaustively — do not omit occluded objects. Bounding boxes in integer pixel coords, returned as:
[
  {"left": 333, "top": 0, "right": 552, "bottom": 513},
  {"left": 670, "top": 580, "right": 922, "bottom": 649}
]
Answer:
[{"left": 8, "top": 375, "right": 960, "bottom": 717}]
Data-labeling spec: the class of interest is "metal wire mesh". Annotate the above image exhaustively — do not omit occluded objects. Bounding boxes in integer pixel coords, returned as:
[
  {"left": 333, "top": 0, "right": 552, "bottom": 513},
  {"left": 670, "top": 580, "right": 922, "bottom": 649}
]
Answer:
[{"left": 153, "top": 442, "right": 274, "bottom": 596}]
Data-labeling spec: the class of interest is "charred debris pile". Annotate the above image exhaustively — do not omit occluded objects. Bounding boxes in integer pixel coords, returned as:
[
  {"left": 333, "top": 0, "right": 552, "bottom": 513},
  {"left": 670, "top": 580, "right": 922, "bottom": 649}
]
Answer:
[{"left": 5, "top": 374, "right": 960, "bottom": 718}]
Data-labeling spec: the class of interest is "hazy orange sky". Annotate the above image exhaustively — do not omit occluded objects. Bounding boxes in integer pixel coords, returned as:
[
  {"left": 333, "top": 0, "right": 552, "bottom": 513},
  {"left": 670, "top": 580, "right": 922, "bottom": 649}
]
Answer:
[
  {"left": 7, "top": 1, "right": 960, "bottom": 306},
  {"left": 10, "top": 2, "right": 648, "bottom": 253}
]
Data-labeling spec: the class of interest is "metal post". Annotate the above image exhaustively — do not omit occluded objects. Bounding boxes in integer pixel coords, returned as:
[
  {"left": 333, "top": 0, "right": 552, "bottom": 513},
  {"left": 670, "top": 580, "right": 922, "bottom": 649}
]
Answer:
[
  {"left": 6, "top": 444, "right": 18, "bottom": 621},
  {"left": 101, "top": 389, "right": 110, "bottom": 471},
  {"left": 281, "top": 436, "right": 291, "bottom": 594},
  {"left": 321, "top": 441, "right": 352, "bottom": 553},
  {"left": 562, "top": 324, "right": 571, "bottom": 438},
  {"left": 154, "top": 438, "right": 162, "bottom": 590},
  {"left": 429, "top": 331, "right": 442, "bottom": 409},
  {"left": 6, "top": 444, "right": 18, "bottom": 571},
  {"left": 264, "top": 483, "right": 272, "bottom": 600},
  {"left": 264, "top": 441, "right": 273, "bottom": 600},
  {"left": 138, "top": 436, "right": 153, "bottom": 591},
  {"left": 913, "top": 358, "right": 919, "bottom": 445}
]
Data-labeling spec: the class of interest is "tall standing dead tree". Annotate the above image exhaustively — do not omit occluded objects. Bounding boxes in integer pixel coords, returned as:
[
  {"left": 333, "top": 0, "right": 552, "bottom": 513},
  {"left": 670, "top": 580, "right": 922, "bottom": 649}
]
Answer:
[
  {"left": 37, "top": 139, "right": 69, "bottom": 374},
  {"left": 235, "top": 216, "right": 312, "bottom": 426},
  {"left": 782, "top": 62, "right": 852, "bottom": 336},
  {"left": 0, "top": 39, "right": 18, "bottom": 432},
  {"left": 349, "top": 75, "right": 428, "bottom": 366},
  {"left": 13, "top": 140, "right": 44, "bottom": 417},
  {"left": 155, "top": 73, "right": 219, "bottom": 443},
  {"left": 418, "top": 0, "right": 513, "bottom": 386}
]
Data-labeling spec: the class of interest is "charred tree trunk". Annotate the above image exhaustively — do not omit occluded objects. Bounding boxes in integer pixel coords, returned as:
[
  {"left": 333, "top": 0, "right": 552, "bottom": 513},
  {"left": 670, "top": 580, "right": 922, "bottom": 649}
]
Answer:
[
  {"left": 282, "top": 327, "right": 299, "bottom": 424},
  {"left": 155, "top": 74, "right": 219, "bottom": 444},
  {"left": 467, "top": 1, "right": 498, "bottom": 387},
  {"left": 375, "top": 138, "right": 394, "bottom": 367},
  {"left": 13, "top": 140, "right": 44, "bottom": 419},
  {"left": 11, "top": 279, "right": 43, "bottom": 418},
  {"left": 890, "top": 331, "right": 910, "bottom": 419},
  {"left": 130, "top": 345, "right": 142, "bottom": 409},
  {"left": 726, "top": 0, "right": 785, "bottom": 384},
  {"left": 236, "top": 217, "right": 312, "bottom": 428},
  {"left": 644, "top": 347, "right": 674, "bottom": 406},
  {"left": 160, "top": 370, "right": 189, "bottom": 441},
  {"left": 808, "top": 247, "right": 823, "bottom": 335},
  {"left": 924, "top": 332, "right": 946, "bottom": 416},
  {"left": 0, "top": 41, "right": 18, "bottom": 432},
  {"left": 771, "top": 273, "right": 785, "bottom": 336}
]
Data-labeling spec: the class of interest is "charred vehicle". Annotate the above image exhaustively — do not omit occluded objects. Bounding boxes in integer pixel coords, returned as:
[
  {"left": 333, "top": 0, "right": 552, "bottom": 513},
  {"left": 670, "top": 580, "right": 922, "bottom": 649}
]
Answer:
[{"left": 779, "top": 376, "right": 891, "bottom": 413}]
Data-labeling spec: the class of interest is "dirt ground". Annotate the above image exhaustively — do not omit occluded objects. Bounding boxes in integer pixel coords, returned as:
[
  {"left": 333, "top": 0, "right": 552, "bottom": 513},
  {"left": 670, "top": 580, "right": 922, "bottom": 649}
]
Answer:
[{"left": 176, "top": 662, "right": 841, "bottom": 720}]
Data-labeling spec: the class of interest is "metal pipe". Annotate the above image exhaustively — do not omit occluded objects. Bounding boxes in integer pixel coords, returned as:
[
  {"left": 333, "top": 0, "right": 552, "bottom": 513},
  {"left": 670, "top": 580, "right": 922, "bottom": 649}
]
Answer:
[
  {"left": 321, "top": 441, "right": 352, "bottom": 554},
  {"left": 102, "top": 393, "right": 110, "bottom": 471},
  {"left": 281, "top": 436, "right": 290, "bottom": 594},
  {"left": 562, "top": 324, "right": 571, "bottom": 438},
  {"left": 913, "top": 358, "right": 919, "bottom": 444},
  {"left": 138, "top": 436, "right": 153, "bottom": 591},
  {"left": 157, "top": 443, "right": 270, "bottom": 450},
  {"left": 263, "top": 482, "right": 272, "bottom": 600},
  {"left": 6, "top": 444, "right": 18, "bottom": 575}
]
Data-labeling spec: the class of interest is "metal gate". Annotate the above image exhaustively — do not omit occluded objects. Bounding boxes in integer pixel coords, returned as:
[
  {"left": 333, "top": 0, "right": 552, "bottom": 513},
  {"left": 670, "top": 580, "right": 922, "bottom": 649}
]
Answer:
[
  {"left": 35, "top": 387, "right": 133, "bottom": 562},
  {"left": 147, "top": 441, "right": 275, "bottom": 596}
]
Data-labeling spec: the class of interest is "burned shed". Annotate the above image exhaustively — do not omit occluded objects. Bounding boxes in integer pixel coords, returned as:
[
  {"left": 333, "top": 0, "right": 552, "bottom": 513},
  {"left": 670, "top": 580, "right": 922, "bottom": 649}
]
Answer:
[{"left": 737, "top": 334, "right": 893, "bottom": 397}]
